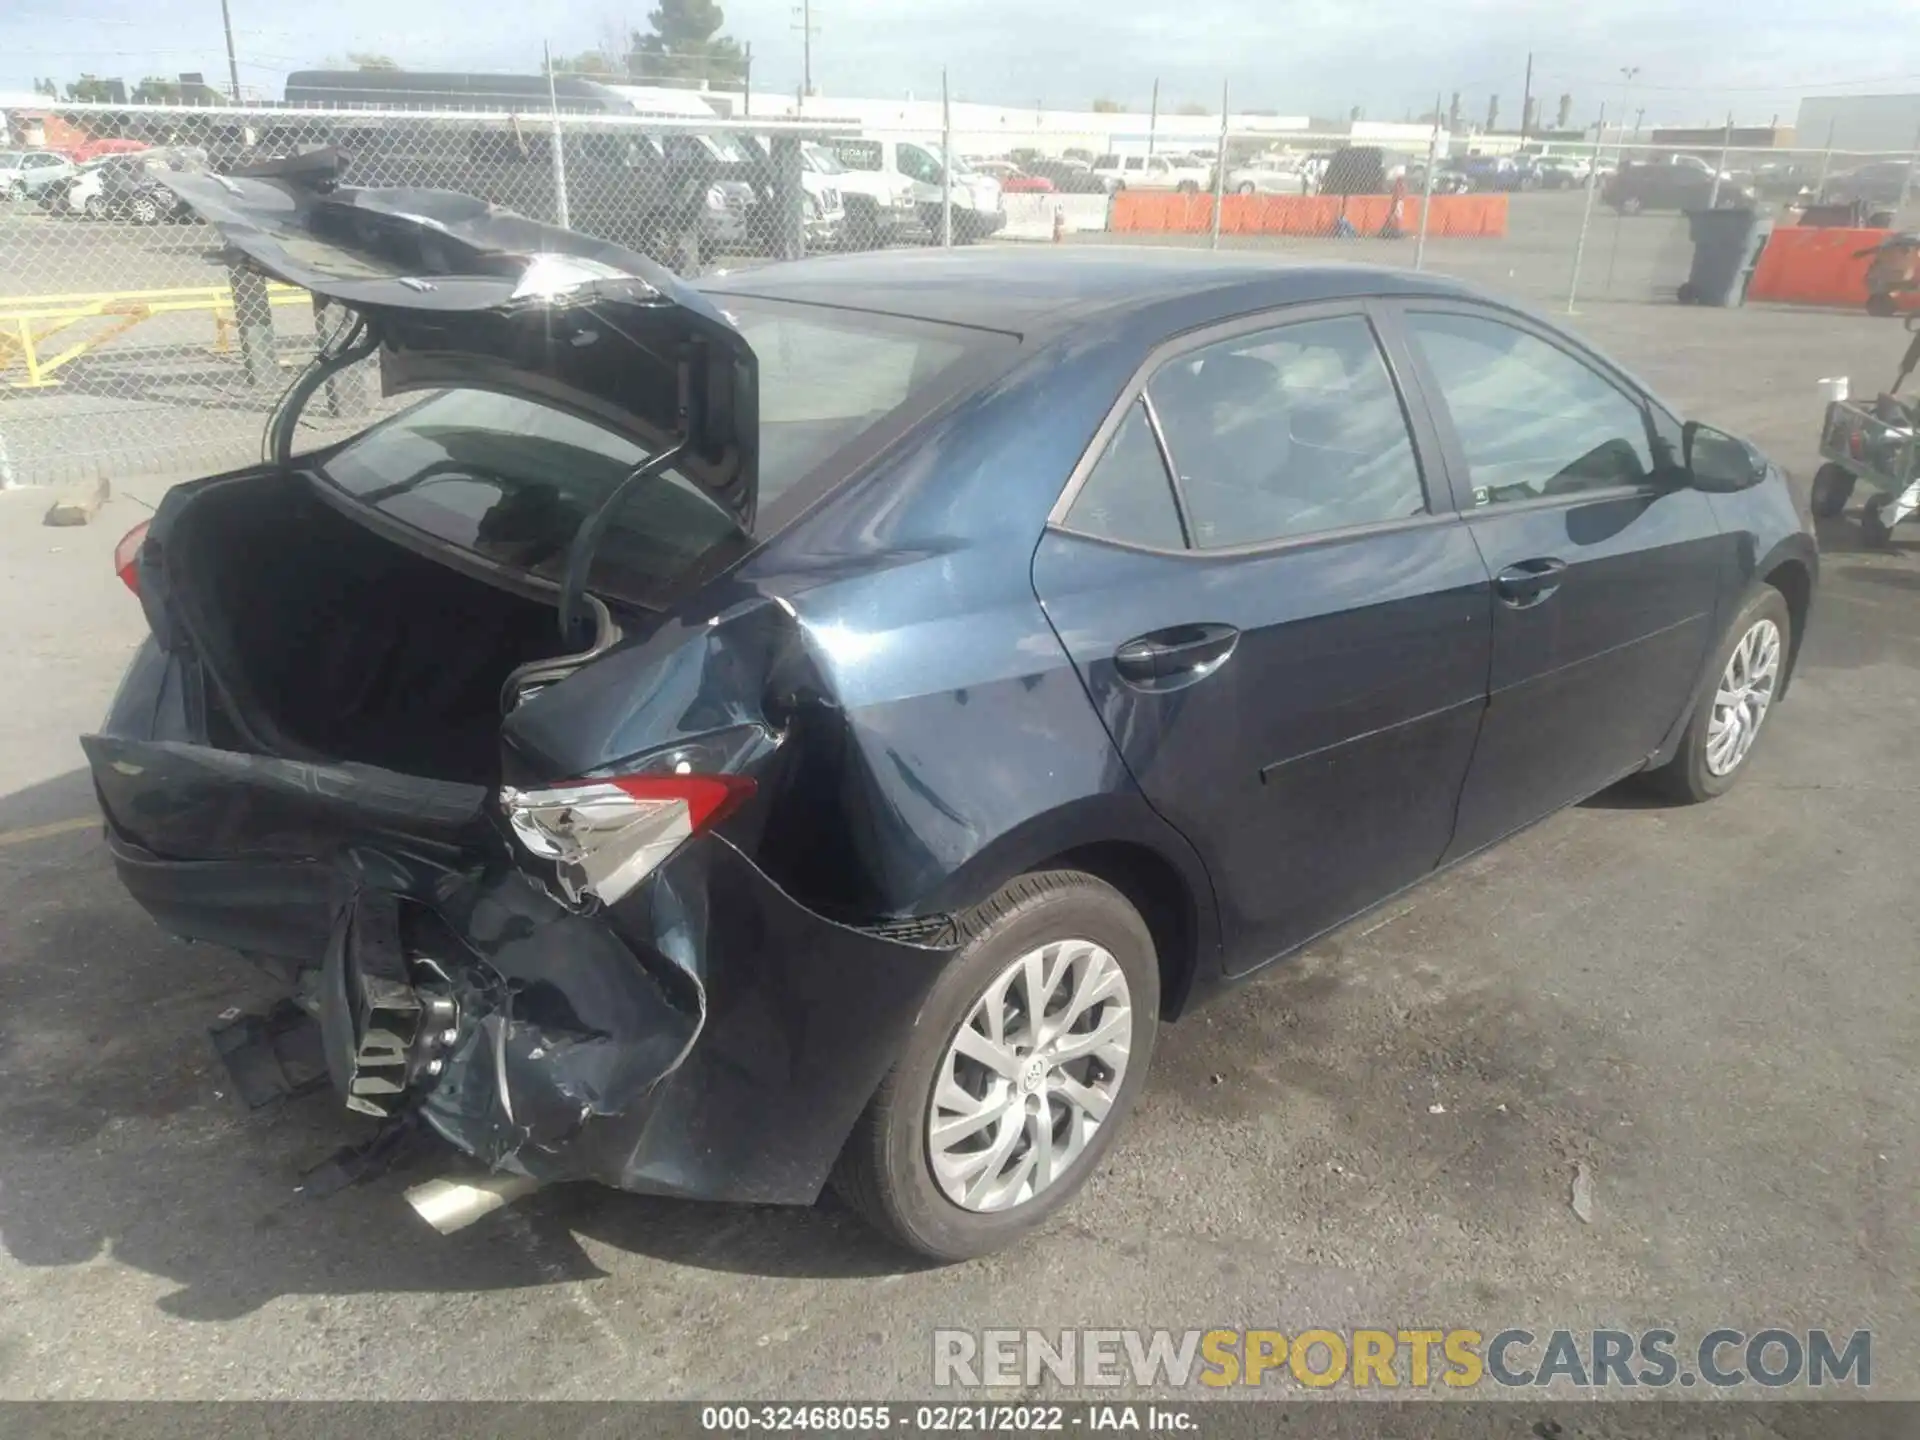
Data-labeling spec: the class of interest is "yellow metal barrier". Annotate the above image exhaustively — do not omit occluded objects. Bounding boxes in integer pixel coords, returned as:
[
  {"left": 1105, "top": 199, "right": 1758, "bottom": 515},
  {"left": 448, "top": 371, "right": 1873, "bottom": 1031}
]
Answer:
[{"left": 0, "top": 282, "right": 307, "bottom": 389}]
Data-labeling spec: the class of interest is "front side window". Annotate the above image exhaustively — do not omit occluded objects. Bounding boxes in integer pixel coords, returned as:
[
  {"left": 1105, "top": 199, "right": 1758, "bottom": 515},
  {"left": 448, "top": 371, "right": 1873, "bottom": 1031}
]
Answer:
[
  {"left": 1146, "top": 314, "right": 1428, "bottom": 548},
  {"left": 896, "top": 144, "right": 944, "bottom": 184},
  {"left": 1404, "top": 310, "right": 1654, "bottom": 506}
]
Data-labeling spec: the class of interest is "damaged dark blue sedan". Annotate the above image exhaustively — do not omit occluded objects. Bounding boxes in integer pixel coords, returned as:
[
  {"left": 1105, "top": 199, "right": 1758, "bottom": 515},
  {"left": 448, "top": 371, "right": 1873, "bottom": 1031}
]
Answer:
[{"left": 86, "top": 162, "right": 1816, "bottom": 1260}]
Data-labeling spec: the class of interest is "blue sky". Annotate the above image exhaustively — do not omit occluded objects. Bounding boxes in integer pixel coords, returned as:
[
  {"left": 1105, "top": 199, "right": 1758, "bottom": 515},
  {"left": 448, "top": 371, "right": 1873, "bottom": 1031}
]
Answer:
[{"left": 4, "top": 0, "right": 1917, "bottom": 127}]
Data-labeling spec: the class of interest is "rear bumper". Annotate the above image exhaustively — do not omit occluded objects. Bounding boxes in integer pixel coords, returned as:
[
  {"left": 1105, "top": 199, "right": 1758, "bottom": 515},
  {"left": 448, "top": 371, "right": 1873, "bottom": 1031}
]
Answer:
[{"left": 88, "top": 643, "right": 957, "bottom": 1205}]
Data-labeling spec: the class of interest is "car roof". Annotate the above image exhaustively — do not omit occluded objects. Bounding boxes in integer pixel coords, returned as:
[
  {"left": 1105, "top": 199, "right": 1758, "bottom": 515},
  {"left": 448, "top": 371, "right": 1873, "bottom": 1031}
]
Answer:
[{"left": 702, "top": 246, "right": 1479, "bottom": 334}]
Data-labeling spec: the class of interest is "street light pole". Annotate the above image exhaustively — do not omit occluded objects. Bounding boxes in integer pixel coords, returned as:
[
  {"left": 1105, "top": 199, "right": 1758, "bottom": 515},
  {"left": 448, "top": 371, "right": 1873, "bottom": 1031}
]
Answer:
[
  {"left": 1617, "top": 65, "right": 1640, "bottom": 163},
  {"left": 219, "top": 0, "right": 241, "bottom": 101}
]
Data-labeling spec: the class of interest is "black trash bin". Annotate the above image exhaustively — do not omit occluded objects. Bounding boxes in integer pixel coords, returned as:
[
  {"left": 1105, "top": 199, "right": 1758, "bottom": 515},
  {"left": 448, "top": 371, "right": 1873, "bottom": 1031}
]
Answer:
[{"left": 1678, "top": 207, "right": 1774, "bottom": 306}]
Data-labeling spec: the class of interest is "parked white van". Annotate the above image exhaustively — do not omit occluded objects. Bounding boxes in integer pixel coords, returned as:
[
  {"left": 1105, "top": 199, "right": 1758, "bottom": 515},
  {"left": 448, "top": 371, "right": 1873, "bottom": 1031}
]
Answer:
[{"left": 825, "top": 136, "right": 1006, "bottom": 243}]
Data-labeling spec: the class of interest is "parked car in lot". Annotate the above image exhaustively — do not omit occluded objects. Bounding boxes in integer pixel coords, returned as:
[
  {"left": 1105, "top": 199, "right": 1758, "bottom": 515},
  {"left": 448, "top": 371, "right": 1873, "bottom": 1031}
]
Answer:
[
  {"left": 0, "top": 149, "right": 76, "bottom": 201},
  {"left": 973, "top": 161, "right": 1055, "bottom": 194},
  {"left": 1091, "top": 151, "right": 1212, "bottom": 192},
  {"left": 1024, "top": 158, "right": 1112, "bottom": 194},
  {"left": 69, "top": 148, "right": 206, "bottom": 223},
  {"left": 96, "top": 170, "right": 1817, "bottom": 1260},
  {"left": 1604, "top": 155, "right": 1754, "bottom": 213},
  {"left": 1821, "top": 160, "right": 1916, "bottom": 211},
  {"left": 1532, "top": 154, "right": 1592, "bottom": 189},
  {"left": 1226, "top": 159, "right": 1311, "bottom": 195},
  {"left": 1454, "top": 154, "right": 1525, "bottom": 192},
  {"left": 1413, "top": 160, "right": 1474, "bottom": 194},
  {"left": 1319, "top": 145, "right": 1415, "bottom": 196}
]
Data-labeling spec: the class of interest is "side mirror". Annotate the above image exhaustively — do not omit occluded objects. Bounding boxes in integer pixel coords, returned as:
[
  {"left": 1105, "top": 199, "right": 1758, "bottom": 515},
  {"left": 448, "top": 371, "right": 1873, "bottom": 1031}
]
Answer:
[{"left": 1683, "top": 421, "right": 1769, "bottom": 492}]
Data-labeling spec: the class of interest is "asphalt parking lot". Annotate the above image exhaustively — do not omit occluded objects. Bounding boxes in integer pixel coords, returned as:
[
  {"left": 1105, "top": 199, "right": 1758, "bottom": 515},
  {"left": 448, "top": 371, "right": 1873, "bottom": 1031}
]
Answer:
[{"left": 0, "top": 228, "right": 1916, "bottom": 1407}]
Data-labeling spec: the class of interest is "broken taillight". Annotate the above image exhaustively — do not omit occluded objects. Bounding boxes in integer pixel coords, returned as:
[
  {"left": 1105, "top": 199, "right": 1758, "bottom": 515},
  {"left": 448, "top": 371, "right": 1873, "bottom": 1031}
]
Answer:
[
  {"left": 114, "top": 519, "right": 150, "bottom": 595},
  {"left": 500, "top": 771, "right": 757, "bottom": 909}
]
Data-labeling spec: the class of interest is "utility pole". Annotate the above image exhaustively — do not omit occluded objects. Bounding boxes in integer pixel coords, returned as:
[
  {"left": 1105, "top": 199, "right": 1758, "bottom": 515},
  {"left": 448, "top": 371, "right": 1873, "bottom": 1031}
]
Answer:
[
  {"left": 1148, "top": 77, "right": 1159, "bottom": 156},
  {"left": 1617, "top": 65, "right": 1640, "bottom": 163},
  {"left": 743, "top": 41, "right": 751, "bottom": 116},
  {"left": 790, "top": 0, "right": 816, "bottom": 98},
  {"left": 1520, "top": 50, "right": 1533, "bottom": 142},
  {"left": 219, "top": 0, "right": 241, "bottom": 101},
  {"left": 1708, "top": 111, "right": 1733, "bottom": 209}
]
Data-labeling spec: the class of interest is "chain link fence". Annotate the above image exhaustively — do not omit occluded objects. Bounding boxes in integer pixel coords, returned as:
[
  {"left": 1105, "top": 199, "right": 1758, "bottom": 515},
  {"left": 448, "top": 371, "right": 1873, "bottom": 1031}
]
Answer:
[
  {"left": 0, "top": 100, "right": 855, "bottom": 488},
  {"left": 4, "top": 96, "right": 1919, "bottom": 489}
]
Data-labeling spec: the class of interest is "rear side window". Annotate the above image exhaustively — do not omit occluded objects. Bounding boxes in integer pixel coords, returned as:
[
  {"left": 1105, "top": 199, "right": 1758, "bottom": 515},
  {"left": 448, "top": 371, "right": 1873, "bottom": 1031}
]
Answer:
[
  {"left": 1147, "top": 314, "right": 1427, "bottom": 548},
  {"left": 1064, "top": 401, "right": 1184, "bottom": 549},
  {"left": 318, "top": 300, "right": 1003, "bottom": 604}
]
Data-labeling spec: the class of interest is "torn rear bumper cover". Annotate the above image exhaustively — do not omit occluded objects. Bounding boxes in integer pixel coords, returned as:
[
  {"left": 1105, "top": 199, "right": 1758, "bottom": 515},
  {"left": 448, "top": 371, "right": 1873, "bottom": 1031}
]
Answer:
[{"left": 90, "top": 737, "right": 954, "bottom": 1205}]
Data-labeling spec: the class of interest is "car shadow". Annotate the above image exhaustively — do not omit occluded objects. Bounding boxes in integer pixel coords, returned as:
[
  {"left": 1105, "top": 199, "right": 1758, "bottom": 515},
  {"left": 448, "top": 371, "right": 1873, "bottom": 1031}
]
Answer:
[
  {"left": 1578, "top": 778, "right": 1669, "bottom": 810},
  {"left": 0, "top": 768, "right": 929, "bottom": 1321},
  {"left": 1834, "top": 560, "right": 1920, "bottom": 592},
  {"left": 1813, "top": 511, "right": 1920, "bottom": 556}
]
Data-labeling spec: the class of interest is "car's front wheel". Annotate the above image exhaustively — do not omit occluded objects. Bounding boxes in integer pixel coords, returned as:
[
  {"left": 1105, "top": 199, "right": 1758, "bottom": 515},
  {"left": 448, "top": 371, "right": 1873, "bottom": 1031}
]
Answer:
[
  {"left": 832, "top": 870, "right": 1159, "bottom": 1260},
  {"left": 1644, "top": 586, "right": 1791, "bottom": 802}
]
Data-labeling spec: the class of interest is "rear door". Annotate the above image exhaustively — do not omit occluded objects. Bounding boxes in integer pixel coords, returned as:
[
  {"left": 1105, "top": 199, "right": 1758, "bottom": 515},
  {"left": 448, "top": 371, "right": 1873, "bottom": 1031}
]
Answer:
[
  {"left": 1385, "top": 301, "right": 1727, "bottom": 859},
  {"left": 1032, "top": 305, "right": 1492, "bottom": 975}
]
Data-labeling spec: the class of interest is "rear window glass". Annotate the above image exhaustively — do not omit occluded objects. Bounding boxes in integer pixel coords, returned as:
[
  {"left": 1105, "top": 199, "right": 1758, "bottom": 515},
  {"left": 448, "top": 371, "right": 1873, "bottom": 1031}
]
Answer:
[{"left": 316, "top": 299, "right": 999, "bottom": 605}]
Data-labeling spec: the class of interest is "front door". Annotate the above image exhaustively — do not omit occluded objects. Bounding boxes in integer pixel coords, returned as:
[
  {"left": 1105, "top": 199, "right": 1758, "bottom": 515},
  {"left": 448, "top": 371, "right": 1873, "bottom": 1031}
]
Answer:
[
  {"left": 1033, "top": 307, "right": 1492, "bottom": 974},
  {"left": 1388, "top": 303, "right": 1729, "bottom": 860}
]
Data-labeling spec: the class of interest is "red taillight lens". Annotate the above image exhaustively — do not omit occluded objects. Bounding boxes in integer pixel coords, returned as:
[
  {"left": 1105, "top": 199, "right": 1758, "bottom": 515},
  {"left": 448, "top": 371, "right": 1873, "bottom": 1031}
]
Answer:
[
  {"left": 608, "top": 772, "right": 756, "bottom": 831},
  {"left": 500, "top": 772, "right": 757, "bottom": 909},
  {"left": 113, "top": 519, "right": 150, "bottom": 595}
]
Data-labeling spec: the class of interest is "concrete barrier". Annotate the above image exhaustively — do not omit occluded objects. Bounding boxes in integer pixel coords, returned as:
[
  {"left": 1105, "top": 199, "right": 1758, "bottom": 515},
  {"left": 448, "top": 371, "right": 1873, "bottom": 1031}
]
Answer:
[{"left": 1001, "top": 193, "right": 1112, "bottom": 241}]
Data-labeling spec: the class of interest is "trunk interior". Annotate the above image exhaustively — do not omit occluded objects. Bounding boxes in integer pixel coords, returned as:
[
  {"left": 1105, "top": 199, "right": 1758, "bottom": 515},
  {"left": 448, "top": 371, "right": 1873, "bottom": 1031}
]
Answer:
[{"left": 163, "top": 471, "right": 572, "bottom": 786}]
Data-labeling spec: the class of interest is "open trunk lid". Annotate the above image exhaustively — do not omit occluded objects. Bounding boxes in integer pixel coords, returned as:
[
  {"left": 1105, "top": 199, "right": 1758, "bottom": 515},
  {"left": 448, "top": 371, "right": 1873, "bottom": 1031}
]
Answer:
[{"left": 162, "top": 150, "right": 759, "bottom": 529}]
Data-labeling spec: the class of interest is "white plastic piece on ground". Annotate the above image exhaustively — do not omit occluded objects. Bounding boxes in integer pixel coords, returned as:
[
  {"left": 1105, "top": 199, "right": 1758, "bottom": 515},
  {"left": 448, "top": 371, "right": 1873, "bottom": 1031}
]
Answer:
[
  {"left": 1000, "top": 193, "right": 1113, "bottom": 241},
  {"left": 405, "top": 1173, "right": 541, "bottom": 1235},
  {"left": 1818, "top": 376, "right": 1850, "bottom": 403}
]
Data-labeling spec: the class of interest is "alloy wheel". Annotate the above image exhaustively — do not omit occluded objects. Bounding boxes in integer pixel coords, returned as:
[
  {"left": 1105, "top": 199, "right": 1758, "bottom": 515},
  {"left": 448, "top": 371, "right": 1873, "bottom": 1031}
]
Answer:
[
  {"left": 1705, "top": 618, "right": 1781, "bottom": 776},
  {"left": 926, "top": 938, "right": 1132, "bottom": 1212}
]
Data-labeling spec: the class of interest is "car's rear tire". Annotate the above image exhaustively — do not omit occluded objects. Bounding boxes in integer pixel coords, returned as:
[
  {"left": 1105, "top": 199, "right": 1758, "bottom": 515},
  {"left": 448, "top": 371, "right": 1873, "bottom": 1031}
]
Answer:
[
  {"left": 1643, "top": 586, "right": 1792, "bottom": 803},
  {"left": 831, "top": 870, "right": 1160, "bottom": 1261},
  {"left": 1619, "top": 195, "right": 1644, "bottom": 215},
  {"left": 1236, "top": 181, "right": 1256, "bottom": 196},
  {"left": 1810, "top": 463, "right": 1856, "bottom": 519},
  {"left": 129, "top": 194, "right": 160, "bottom": 225},
  {"left": 82, "top": 194, "right": 104, "bottom": 220}
]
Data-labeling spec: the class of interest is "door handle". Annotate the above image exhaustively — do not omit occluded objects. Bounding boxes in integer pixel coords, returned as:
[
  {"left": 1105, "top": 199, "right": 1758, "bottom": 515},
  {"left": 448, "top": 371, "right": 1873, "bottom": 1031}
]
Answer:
[
  {"left": 1113, "top": 623, "right": 1240, "bottom": 688},
  {"left": 1494, "top": 558, "right": 1568, "bottom": 609}
]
